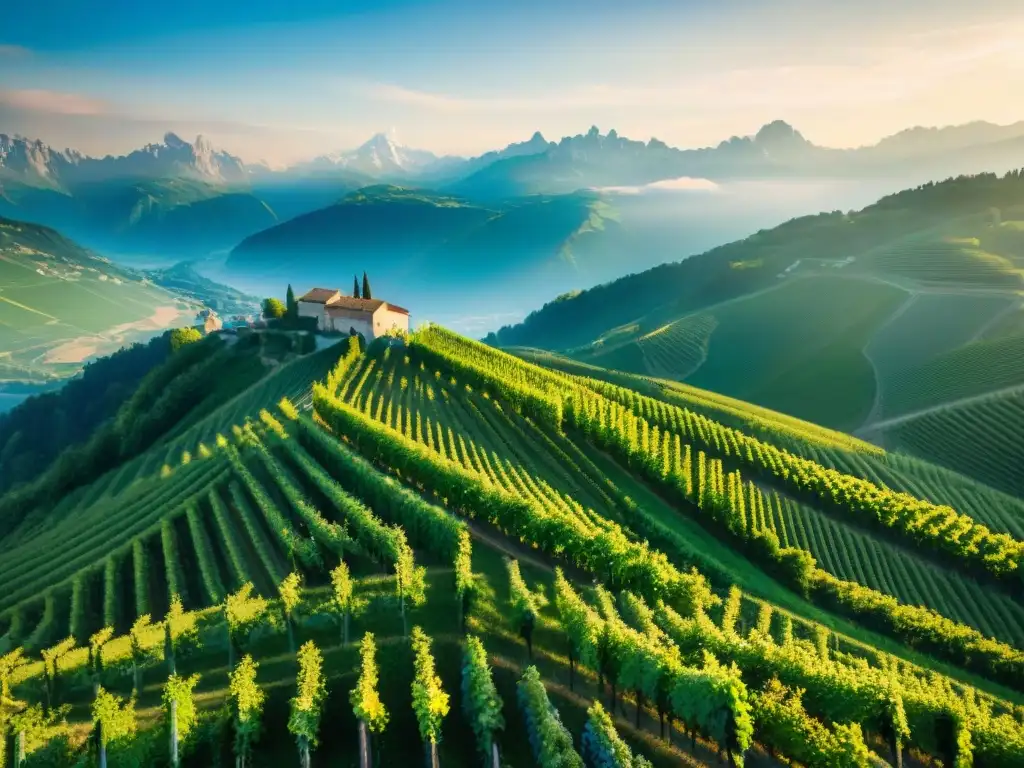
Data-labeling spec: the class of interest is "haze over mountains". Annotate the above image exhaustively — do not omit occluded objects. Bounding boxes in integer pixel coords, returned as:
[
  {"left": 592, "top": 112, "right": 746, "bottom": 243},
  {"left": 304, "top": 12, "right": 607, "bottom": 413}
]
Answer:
[{"left": 3, "top": 117, "right": 1024, "bottom": 331}]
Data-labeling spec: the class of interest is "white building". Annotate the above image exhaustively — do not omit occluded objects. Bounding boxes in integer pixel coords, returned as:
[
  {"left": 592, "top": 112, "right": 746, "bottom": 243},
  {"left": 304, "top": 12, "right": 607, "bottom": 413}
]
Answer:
[{"left": 297, "top": 287, "right": 410, "bottom": 339}]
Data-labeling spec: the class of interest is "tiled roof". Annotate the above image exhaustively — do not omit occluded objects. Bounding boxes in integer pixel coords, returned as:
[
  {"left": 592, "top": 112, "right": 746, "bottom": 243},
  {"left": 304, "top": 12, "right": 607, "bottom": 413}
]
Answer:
[
  {"left": 385, "top": 303, "right": 410, "bottom": 315},
  {"left": 298, "top": 287, "right": 341, "bottom": 304},
  {"left": 325, "top": 297, "right": 386, "bottom": 315}
]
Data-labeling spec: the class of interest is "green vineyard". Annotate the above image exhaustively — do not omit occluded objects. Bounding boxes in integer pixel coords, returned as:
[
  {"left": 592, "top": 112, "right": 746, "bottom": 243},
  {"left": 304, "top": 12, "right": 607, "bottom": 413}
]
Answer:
[
  {"left": 856, "top": 235, "right": 1024, "bottom": 287},
  {"left": 0, "top": 328, "right": 1023, "bottom": 768},
  {"left": 884, "top": 332, "right": 1024, "bottom": 417},
  {"left": 887, "top": 389, "right": 1024, "bottom": 499}
]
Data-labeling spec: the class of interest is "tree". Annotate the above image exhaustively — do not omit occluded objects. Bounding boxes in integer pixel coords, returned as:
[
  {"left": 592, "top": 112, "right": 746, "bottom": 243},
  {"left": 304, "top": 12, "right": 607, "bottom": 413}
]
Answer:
[
  {"left": 508, "top": 560, "right": 547, "bottom": 660},
  {"left": 351, "top": 632, "right": 388, "bottom": 768},
  {"left": 454, "top": 531, "right": 475, "bottom": 633},
  {"left": 164, "top": 595, "right": 198, "bottom": 676},
  {"left": 262, "top": 298, "right": 286, "bottom": 320},
  {"left": 40, "top": 637, "right": 75, "bottom": 711},
  {"left": 129, "top": 615, "right": 155, "bottom": 694},
  {"left": 286, "top": 285, "right": 298, "bottom": 319},
  {"left": 92, "top": 687, "right": 137, "bottom": 768},
  {"left": 289, "top": 641, "right": 327, "bottom": 768},
  {"left": 353, "top": 275, "right": 362, "bottom": 299},
  {"left": 279, "top": 572, "right": 303, "bottom": 653},
  {"left": 411, "top": 627, "right": 449, "bottom": 768},
  {"left": 362, "top": 272, "right": 373, "bottom": 300},
  {"left": 225, "top": 584, "right": 269, "bottom": 671},
  {"left": 89, "top": 627, "right": 114, "bottom": 693},
  {"left": 330, "top": 561, "right": 356, "bottom": 644},
  {"left": 461, "top": 636, "right": 504, "bottom": 768},
  {"left": 163, "top": 673, "right": 201, "bottom": 767},
  {"left": 230, "top": 655, "right": 265, "bottom": 768},
  {"left": 170, "top": 327, "right": 202, "bottom": 351}
]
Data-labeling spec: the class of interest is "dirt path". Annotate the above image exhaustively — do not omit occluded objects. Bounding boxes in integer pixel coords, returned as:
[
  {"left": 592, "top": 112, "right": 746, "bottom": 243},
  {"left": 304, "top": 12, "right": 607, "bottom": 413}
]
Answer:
[
  {"left": 856, "top": 382, "right": 1024, "bottom": 436},
  {"left": 858, "top": 292, "right": 920, "bottom": 437},
  {"left": 969, "top": 298, "right": 1022, "bottom": 343}
]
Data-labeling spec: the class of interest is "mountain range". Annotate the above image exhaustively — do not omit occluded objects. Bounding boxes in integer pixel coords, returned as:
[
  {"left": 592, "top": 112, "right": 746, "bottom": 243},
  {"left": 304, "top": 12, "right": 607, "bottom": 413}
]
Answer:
[
  {"left": 6, "top": 118, "right": 1024, "bottom": 193},
  {"left": 2, "top": 118, "right": 1024, "bottom": 323}
]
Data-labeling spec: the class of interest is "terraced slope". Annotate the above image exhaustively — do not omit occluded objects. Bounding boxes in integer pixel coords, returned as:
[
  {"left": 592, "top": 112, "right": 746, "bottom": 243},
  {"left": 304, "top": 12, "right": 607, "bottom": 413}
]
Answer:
[
  {"left": 885, "top": 388, "right": 1024, "bottom": 499},
  {"left": 884, "top": 332, "right": 1024, "bottom": 417},
  {"left": 855, "top": 234, "right": 1024, "bottom": 287},
  {"left": 2, "top": 329, "right": 1024, "bottom": 768}
]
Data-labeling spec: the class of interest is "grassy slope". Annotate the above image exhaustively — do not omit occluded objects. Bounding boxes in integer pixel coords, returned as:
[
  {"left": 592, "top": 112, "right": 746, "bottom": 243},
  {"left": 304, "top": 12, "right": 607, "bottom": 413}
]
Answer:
[
  {"left": 685, "top": 276, "right": 906, "bottom": 430},
  {"left": 0, "top": 216, "right": 191, "bottom": 381},
  {"left": 886, "top": 389, "right": 1024, "bottom": 499},
  {"left": 884, "top": 332, "right": 1024, "bottom": 416},
  {"left": 865, "top": 293, "right": 1014, "bottom": 410}
]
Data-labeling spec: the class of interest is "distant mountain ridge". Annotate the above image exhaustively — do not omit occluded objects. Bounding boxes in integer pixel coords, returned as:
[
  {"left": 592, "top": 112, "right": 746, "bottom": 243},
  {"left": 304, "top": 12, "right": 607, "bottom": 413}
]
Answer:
[
  {"left": 0, "top": 132, "right": 248, "bottom": 189},
  {"left": 6, "top": 118, "right": 1024, "bottom": 193}
]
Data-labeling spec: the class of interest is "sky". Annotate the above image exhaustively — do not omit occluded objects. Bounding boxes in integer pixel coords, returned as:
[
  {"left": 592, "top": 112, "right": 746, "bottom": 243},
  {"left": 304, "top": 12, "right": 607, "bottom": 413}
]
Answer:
[{"left": 2, "top": 0, "right": 1024, "bottom": 165}]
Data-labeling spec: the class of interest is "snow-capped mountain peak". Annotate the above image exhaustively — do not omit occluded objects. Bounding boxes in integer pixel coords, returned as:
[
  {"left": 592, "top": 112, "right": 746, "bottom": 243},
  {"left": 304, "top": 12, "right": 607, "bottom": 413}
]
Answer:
[{"left": 298, "top": 131, "right": 441, "bottom": 177}]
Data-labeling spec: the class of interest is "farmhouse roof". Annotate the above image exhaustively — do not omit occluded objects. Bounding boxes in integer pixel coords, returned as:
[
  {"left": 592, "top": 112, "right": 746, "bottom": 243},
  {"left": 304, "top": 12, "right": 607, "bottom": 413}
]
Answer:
[
  {"left": 386, "top": 303, "right": 410, "bottom": 315},
  {"left": 325, "top": 297, "right": 386, "bottom": 315},
  {"left": 298, "top": 287, "right": 341, "bottom": 304}
]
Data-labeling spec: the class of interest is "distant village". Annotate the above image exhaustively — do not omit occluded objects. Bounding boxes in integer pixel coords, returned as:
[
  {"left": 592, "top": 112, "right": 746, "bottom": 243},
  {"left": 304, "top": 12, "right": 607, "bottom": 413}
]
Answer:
[{"left": 192, "top": 272, "right": 410, "bottom": 343}]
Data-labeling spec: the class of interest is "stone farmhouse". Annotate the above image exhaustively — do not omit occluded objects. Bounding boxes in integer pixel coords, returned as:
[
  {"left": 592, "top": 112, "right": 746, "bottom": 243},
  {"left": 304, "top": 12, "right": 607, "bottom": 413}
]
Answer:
[{"left": 297, "top": 288, "right": 410, "bottom": 339}]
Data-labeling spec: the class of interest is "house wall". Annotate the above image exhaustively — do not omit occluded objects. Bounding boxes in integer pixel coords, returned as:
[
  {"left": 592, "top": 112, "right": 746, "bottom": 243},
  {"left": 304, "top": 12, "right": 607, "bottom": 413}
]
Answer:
[
  {"left": 373, "top": 308, "right": 410, "bottom": 337},
  {"left": 327, "top": 309, "right": 374, "bottom": 339},
  {"left": 298, "top": 301, "right": 327, "bottom": 328}
]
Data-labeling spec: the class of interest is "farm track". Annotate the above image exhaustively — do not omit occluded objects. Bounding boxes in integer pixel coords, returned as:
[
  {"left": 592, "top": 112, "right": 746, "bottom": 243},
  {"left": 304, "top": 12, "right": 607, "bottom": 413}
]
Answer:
[
  {"left": 858, "top": 292, "right": 920, "bottom": 435},
  {"left": 856, "top": 381, "right": 1024, "bottom": 435}
]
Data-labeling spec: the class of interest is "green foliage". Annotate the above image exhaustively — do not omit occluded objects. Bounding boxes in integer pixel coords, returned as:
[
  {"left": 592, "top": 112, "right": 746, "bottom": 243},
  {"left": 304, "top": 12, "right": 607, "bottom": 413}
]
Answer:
[
  {"left": 9, "top": 703, "right": 73, "bottom": 760},
  {"left": 170, "top": 327, "right": 203, "bottom": 352},
  {"left": 508, "top": 559, "right": 547, "bottom": 654},
  {"left": 288, "top": 641, "right": 327, "bottom": 747},
  {"left": 163, "top": 673, "right": 201, "bottom": 744},
  {"left": 454, "top": 529, "right": 475, "bottom": 598},
  {"left": 410, "top": 627, "right": 449, "bottom": 746},
  {"left": 351, "top": 632, "right": 389, "bottom": 733},
  {"left": 224, "top": 584, "right": 268, "bottom": 643},
  {"left": 261, "top": 298, "right": 286, "bottom": 319},
  {"left": 362, "top": 272, "right": 373, "bottom": 300},
  {"left": 517, "top": 665, "right": 584, "bottom": 768},
  {"left": 278, "top": 572, "right": 303, "bottom": 619},
  {"left": 229, "top": 654, "right": 265, "bottom": 761},
  {"left": 165, "top": 595, "right": 198, "bottom": 654},
  {"left": 461, "top": 635, "right": 505, "bottom": 761},
  {"left": 93, "top": 686, "right": 137, "bottom": 746},
  {"left": 581, "top": 702, "right": 652, "bottom": 768},
  {"left": 751, "top": 678, "right": 874, "bottom": 767}
]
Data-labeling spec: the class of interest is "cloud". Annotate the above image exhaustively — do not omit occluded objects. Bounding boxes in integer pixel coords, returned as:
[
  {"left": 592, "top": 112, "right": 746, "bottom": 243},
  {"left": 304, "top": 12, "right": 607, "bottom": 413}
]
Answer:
[
  {"left": 597, "top": 177, "right": 720, "bottom": 195},
  {"left": 0, "top": 89, "right": 108, "bottom": 115},
  {"left": 0, "top": 44, "right": 30, "bottom": 57}
]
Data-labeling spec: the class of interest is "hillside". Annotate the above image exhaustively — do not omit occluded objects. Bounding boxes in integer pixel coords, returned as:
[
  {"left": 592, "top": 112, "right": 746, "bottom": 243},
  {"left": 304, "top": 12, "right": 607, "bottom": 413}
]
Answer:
[
  {"left": 0, "top": 177, "right": 279, "bottom": 263},
  {"left": 487, "top": 171, "right": 1024, "bottom": 447},
  {"left": 0, "top": 326, "right": 1022, "bottom": 767},
  {"left": 143, "top": 262, "right": 260, "bottom": 317},
  {"left": 0, "top": 216, "right": 195, "bottom": 384},
  {"left": 225, "top": 186, "right": 626, "bottom": 324}
]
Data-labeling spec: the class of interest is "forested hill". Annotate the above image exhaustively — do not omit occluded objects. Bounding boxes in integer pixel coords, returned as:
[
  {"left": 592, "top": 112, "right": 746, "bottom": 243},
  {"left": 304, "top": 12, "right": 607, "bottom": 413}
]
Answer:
[
  {"left": 0, "top": 332, "right": 174, "bottom": 494},
  {"left": 486, "top": 169, "right": 1024, "bottom": 351}
]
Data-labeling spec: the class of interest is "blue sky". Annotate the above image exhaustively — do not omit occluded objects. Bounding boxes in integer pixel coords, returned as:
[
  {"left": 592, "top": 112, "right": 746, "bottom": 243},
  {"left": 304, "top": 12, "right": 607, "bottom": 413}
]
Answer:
[{"left": 2, "top": 0, "right": 1023, "bottom": 164}]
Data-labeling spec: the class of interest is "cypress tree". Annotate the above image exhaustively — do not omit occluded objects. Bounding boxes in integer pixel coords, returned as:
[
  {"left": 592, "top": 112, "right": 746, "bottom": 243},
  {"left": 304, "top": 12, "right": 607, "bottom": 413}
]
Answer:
[
  {"left": 353, "top": 276, "right": 361, "bottom": 299},
  {"left": 362, "top": 272, "right": 373, "bottom": 300},
  {"left": 286, "top": 284, "right": 297, "bottom": 319}
]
